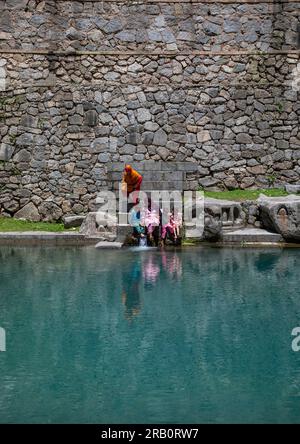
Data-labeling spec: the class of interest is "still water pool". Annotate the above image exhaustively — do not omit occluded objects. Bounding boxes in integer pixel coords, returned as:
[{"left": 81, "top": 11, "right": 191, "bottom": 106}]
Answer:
[{"left": 0, "top": 246, "right": 300, "bottom": 423}]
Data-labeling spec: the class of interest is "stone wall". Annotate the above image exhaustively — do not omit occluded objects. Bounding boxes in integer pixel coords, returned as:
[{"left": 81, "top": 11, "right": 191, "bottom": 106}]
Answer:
[
  {"left": 0, "top": 0, "right": 300, "bottom": 221},
  {"left": 0, "top": 1, "right": 299, "bottom": 52}
]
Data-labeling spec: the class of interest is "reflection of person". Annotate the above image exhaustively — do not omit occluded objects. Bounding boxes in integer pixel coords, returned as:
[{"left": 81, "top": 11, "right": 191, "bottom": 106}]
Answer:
[
  {"left": 121, "top": 260, "right": 142, "bottom": 321},
  {"left": 121, "top": 164, "right": 143, "bottom": 204},
  {"left": 142, "top": 254, "right": 160, "bottom": 286},
  {"left": 161, "top": 252, "right": 182, "bottom": 279}
]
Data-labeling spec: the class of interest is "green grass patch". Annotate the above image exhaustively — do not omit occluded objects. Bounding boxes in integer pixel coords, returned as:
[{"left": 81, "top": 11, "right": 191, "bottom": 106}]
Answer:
[
  {"left": 182, "top": 238, "right": 202, "bottom": 246},
  {"left": 0, "top": 217, "right": 78, "bottom": 232},
  {"left": 204, "top": 188, "right": 289, "bottom": 201}
]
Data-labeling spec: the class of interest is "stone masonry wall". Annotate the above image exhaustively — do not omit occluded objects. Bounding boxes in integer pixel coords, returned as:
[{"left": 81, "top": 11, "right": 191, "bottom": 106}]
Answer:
[{"left": 0, "top": 0, "right": 299, "bottom": 221}]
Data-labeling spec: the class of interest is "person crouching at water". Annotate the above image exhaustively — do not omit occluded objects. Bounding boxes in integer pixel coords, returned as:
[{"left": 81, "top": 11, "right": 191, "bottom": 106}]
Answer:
[
  {"left": 121, "top": 164, "right": 143, "bottom": 204},
  {"left": 129, "top": 207, "right": 146, "bottom": 246}
]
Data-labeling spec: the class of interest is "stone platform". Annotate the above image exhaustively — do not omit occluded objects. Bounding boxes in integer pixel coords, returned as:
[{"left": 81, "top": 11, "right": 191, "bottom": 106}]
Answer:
[
  {"left": 222, "top": 228, "right": 284, "bottom": 244},
  {"left": 0, "top": 231, "right": 96, "bottom": 246}
]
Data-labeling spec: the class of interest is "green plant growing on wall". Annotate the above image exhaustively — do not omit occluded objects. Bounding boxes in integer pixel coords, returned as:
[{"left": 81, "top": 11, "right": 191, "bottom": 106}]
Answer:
[
  {"left": 38, "top": 118, "right": 47, "bottom": 129},
  {"left": 0, "top": 97, "right": 8, "bottom": 107},
  {"left": 11, "top": 166, "right": 21, "bottom": 176},
  {"left": 275, "top": 102, "right": 284, "bottom": 113},
  {"left": 267, "top": 174, "right": 276, "bottom": 188},
  {"left": 14, "top": 95, "right": 25, "bottom": 104},
  {"left": 9, "top": 135, "right": 17, "bottom": 145}
]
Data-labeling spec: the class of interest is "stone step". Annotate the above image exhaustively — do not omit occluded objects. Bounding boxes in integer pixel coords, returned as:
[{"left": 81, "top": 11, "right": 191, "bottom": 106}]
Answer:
[
  {"left": 95, "top": 241, "right": 123, "bottom": 249},
  {"left": 112, "top": 180, "right": 184, "bottom": 191},
  {"left": 107, "top": 161, "right": 199, "bottom": 173},
  {"left": 108, "top": 171, "right": 184, "bottom": 181},
  {"left": 222, "top": 228, "right": 284, "bottom": 243}
]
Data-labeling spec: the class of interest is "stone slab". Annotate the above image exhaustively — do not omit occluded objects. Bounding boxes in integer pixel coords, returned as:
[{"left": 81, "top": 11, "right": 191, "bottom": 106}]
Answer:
[
  {"left": 0, "top": 232, "right": 96, "bottom": 245},
  {"left": 223, "top": 228, "right": 283, "bottom": 243},
  {"left": 285, "top": 185, "right": 300, "bottom": 194},
  {"left": 95, "top": 241, "right": 123, "bottom": 249},
  {"left": 63, "top": 215, "right": 85, "bottom": 228}
]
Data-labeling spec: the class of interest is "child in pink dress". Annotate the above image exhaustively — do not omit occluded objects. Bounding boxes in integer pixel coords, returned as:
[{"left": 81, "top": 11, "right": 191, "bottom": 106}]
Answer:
[{"left": 161, "top": 210, "right": 182, "bottom": 243}]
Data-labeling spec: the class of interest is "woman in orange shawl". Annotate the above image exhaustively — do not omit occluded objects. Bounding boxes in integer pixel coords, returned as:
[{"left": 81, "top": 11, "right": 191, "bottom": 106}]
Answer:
[{"left": 121, "top": 165, "right": 143, "bottom": 201}]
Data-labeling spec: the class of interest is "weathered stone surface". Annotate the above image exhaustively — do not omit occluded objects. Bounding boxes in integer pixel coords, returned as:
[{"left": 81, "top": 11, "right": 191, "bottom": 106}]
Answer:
[
  {"left": 236, "top": 133, "right": 252, "bottom": 144},
  {"left": 203, "top": 212, "right": 223, "bottom": 242},
  {"left": 39, "top": 202, "right": 63, "bottom": 222},
  {"left": 258, "top": 195, "right": 300, "bottom": 242},
  {"left": 137, "top": 108, "right": 151, "bottom": 123},
  {"left": 156, "top": 147, "right": 169, "bottom": 160},
  {"left": 0, "top": 143, "right": 14, "bottom": 161},
  {"left": 153, "top": 129, "right": 167, "bottom": 146},
  {"left": 16, "top": 133, "right": 34, "bottom": 146},
  {"left": 0, "top": 3, "right": 299, "bottom": 221},
  {"left": 197, "top": 131, "right": 211, "bottom": 143},
  {"left": 285, "top": 184, "right": 300, "bottom": 194},
  {"left": 13, "top": 149, "right": 31, "bottom": 162},
  {"left": 14, "top": 202, "right": 40, "bottom": 222},
  {"left": 63, "top": 215, "right": 85, "bottom": 229},
  {"left": 3, "top": 200, "right": 19, "bottom": 213},
  {"left": 95, "top": 241, "right": 122, "bottom": 249},
  {"left": 84, "top": 110, "right": 98, "bottom": 126}
]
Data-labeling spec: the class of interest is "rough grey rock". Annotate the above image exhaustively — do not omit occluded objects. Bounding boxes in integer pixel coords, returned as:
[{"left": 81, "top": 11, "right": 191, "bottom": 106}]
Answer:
[
  {"left": 137, "top": 108, "right": 151, "bottom": 123},
  {"left": 14, "top": 202, "right": 40, "bottom": 222},
  {"left": 285, "top": 184, "right": 300, "bottom": 194},
  {"left": 156, "top": 146, "right": 169, "bottom": 160},
  {"left": 63, "top": 215, "right": 85, "bottom": 229},
  {"left": 84, "top": 110, "right": 98, "bottom": 126},
  {"left": 258, "top": 195, "right": 300, "bottom": 242},
  {"left": 13, "top": 149, "right": 31, "bottom": 162},
  {"left": 95, "top": 241, "right": 123, "bottom": 249},
  {"left": 153, "top": 129, "right": 167, "bottom": 146},
  {"left": 80, "top": 212, "right": 117, "bottom": 236},
  {"left": 103, "top": 19, "right": 123, "bottom": 34},
  {"left": 3, "top": 200, "right": 19, "bottom": 213},
  {"left": 115, "top": 30, "right": 135, "bottom": 42},
  {"left": 203, "top": 212, "right": 222, "bottom": 242},
  {"left": 0, "top": 143, "right": 14, "bottom": 161},
  {"left": 39, "top": 202, "right": 63, "bottom": 222}
]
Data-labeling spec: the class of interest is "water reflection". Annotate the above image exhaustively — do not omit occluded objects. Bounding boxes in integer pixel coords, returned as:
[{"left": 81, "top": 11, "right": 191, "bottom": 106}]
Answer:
[
  {"left": 142, "top": 254, "right": 160, "bottom": 287},
  {"left": 121, "top": 260, "right": 142, "bottom": 321},
  {"left": 121, "top": 251, "right": 183, "bottom": 320},
  {"left": 1, "top": 246, "right": 300, "bottom": 423}
]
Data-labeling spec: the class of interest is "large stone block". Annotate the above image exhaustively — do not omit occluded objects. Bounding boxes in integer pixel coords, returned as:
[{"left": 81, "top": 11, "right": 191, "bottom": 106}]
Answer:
[
  {"left": 0, "top": 143, "right": 14, "bottom": 161},
  {"left": 259, "top": 195, "right": 300, "bottom": 242},
  {"left": 15, "top": 202, "right": 40, "bottom": 221}
]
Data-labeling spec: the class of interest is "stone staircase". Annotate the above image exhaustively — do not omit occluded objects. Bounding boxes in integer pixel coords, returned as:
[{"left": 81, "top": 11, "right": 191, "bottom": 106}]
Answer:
[{"left": 82, "top": 162, "right": 278, "bottom": 246}]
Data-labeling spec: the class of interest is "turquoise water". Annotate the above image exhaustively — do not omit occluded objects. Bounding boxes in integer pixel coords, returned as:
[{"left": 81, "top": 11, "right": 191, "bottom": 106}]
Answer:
[{"left": 0, "top": 246, "right": 300, "bottom": 424}]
